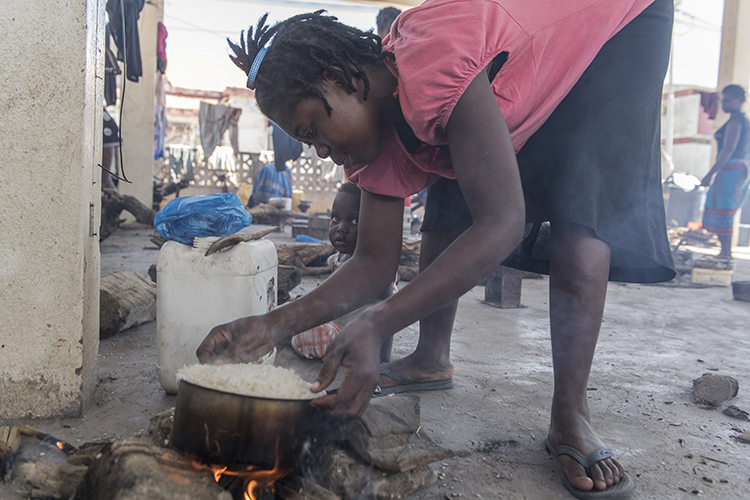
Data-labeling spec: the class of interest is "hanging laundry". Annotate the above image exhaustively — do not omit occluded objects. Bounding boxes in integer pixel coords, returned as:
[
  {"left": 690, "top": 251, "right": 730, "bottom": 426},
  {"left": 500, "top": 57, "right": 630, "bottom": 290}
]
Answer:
[
  {"left": 157, "top": 22, "right": 168, "bottom": 74},
  {"left": 106, "top": 0, "right": 145, "bottom": 83},
  {"left": 104, "top": 25, "right": 120, "bottom": 106},
  {"left": 271, "top": 122, "right": 303, "bottom": 172},
  {"left": 199, "top": 102, "right": 241, "bottom": 159},
  {"left": 168, "top": 145, "right": 195, "bottom": 183},
  {"left": 154, "top": 73, "right": 167, "bottom": 160}
]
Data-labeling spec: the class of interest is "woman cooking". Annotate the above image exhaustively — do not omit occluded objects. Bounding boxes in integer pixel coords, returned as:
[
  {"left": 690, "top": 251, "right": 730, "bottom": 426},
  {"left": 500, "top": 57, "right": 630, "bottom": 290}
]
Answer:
[{"left": 198, "top": 1, "right": 676, "bottom": 497}]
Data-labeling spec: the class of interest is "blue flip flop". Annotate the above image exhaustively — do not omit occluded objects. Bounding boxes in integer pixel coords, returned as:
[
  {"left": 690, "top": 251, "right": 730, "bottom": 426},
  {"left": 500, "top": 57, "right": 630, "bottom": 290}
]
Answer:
[
  {"left": 373, "top": 368, "right": 455, "bottom": 397},
  {"left": 545, "top": 436, "right": 635, "bottom": 499}
]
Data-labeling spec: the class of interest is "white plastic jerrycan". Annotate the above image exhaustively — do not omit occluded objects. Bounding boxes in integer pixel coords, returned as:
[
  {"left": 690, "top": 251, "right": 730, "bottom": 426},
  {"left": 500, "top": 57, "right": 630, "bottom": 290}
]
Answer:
[{"left": 156, "top": 237, "right": 278, "bottom": 393}]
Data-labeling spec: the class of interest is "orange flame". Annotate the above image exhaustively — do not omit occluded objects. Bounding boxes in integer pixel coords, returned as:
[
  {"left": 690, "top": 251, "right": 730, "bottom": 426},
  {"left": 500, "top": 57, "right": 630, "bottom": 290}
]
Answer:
[
  {"left": 56, "top": 441, "right": 65, "bottom": 451},
  {"left": 188, "top": 459, "right": 287, "bottom": 500}
]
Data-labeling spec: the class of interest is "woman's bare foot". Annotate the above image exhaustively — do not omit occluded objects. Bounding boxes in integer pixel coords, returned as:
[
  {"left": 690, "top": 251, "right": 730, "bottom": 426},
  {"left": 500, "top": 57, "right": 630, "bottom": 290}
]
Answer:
[
  {"left": 378, "top": 352, "right": 454, "bottom": 389},
  {"left": 548, "top": 407, "right": 625, "bottom": 492}
]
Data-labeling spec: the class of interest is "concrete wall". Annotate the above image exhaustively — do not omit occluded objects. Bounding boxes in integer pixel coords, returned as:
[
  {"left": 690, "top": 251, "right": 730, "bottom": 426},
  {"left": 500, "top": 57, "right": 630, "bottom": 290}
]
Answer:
[{"left": 0, "top": 0, "right": 104, "bottom": 418}]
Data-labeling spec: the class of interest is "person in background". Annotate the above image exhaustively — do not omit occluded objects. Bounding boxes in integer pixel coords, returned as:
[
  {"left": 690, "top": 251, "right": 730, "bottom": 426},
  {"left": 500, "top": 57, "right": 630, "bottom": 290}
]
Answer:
[
  {"left": 376, "top": 7, "right": 401, "bottom": 40},
  {"left": 200, "top": 2, "right": 676, "bottom": 497},
  {"left": 291, "top": 183, "right": 397, "bottom": 365},
  {"left": 701, "top": 84, "right": 750, "bottom": 259},
  {"left": 246, "top": 161, "right": 292, "bottom": 208}
]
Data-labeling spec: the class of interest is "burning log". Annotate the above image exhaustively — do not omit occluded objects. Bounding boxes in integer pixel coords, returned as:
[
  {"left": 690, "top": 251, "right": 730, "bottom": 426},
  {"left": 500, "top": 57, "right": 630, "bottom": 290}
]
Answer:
[{"left": 78, "top": 438, "right": 232, "bottom": 500}]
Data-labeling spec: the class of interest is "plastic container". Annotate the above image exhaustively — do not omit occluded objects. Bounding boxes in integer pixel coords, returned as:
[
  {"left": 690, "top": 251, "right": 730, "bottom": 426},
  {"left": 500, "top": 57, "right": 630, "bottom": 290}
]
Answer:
[
  {"left": 156, "top": 238, "right": 278, "bottom": 393},
  {"left": 291, "top": 190, "right": 305, "bottom": 212}
]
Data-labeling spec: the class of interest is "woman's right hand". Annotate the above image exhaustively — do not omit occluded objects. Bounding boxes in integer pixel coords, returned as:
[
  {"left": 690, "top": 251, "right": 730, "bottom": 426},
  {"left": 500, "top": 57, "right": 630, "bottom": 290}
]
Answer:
[
  {"left": 196, "top": 316, "right": 276, "bottom": 365},
  {"left": 700, "top": 173, "right": 713, "bottom": 187}
]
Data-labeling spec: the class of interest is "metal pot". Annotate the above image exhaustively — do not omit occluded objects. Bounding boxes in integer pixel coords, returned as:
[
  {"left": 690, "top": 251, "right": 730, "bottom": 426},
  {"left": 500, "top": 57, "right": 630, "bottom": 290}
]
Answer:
[{"left": 171, "top": 380, "right": 319, "bottom": 469}]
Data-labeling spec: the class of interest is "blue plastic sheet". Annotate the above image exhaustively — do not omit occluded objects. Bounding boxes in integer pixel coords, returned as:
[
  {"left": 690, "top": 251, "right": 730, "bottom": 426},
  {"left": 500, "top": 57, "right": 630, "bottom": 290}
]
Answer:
[
  {"left": 295, "top": 235, "right": 321, "bottom": 243},
  {"left": 154, "top": 193, "right": 252, "bottom": 245}
]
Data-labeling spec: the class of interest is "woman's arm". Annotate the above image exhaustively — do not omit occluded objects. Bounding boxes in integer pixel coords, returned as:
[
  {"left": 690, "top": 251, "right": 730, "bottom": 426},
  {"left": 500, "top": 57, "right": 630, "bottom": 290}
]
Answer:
[
  {"left": 196, "top": 191, "right": 404, "bottom": 364},
  {"left": 702, "top": 119, "right": 742, "bottom": 186},
  {"left": 311, "top": 69, "right": 526, "bottom": 416}
]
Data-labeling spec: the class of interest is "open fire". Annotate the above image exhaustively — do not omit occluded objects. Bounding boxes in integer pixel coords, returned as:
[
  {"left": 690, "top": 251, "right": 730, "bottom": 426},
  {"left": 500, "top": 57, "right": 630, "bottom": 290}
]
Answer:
[{"left": 189, "top": 457, "right": 287, "bottom": 500}]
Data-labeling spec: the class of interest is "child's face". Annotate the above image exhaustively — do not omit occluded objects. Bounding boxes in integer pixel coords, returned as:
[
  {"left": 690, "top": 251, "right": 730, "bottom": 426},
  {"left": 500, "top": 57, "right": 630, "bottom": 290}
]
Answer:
[
  {"left": 274, "top": 77, "right": 384, "bottom": 169},
  {"left": 329, "top": 192, "right": 360, "bottom": 255}
]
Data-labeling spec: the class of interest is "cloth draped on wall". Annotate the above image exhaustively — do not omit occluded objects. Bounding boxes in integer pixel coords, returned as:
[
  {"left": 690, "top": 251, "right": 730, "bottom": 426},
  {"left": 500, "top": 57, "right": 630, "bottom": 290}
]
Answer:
[
  {"left": 700, "top": 92, "right": 719, "bottom": 120},
  {"left": 199, "top": 102, "right": 242, "bottom": 159},
  {"left": 106, "top": 0, "right": 145, "bottom": 83},
  {"left": 154, "top": 74, "right": 166, "bottom": 160},
  {"left": 271, "top": 123, "right": 303, "bottom": 172}
]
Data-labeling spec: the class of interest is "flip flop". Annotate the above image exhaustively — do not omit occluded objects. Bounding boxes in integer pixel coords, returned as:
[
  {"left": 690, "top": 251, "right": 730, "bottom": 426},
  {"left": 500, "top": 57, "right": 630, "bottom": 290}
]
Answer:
[
  {"left": 545, "top": 435, "right": 635, "bottom": 499},
  {"left": 373, "top": 368, "right": 455, "bottom": 397}
]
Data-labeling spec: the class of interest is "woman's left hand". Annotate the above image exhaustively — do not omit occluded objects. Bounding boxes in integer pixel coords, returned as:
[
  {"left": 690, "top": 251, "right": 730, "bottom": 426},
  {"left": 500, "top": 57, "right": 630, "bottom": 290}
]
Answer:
[{"left": 309, "top": 313, "right": 384, "bottom": 417}]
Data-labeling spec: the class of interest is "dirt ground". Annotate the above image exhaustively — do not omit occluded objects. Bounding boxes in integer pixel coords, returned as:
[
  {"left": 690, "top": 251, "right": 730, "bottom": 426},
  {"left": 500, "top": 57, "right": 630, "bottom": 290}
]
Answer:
[{"left": 3, "top": 224, "right": 750, "bottom": 499}]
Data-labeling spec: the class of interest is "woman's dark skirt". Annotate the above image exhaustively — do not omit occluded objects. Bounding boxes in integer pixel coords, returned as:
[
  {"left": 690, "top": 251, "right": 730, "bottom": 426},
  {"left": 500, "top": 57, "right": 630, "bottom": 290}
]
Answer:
[{"left": 422, "top": 0, "right": 676, "bottom": 284}]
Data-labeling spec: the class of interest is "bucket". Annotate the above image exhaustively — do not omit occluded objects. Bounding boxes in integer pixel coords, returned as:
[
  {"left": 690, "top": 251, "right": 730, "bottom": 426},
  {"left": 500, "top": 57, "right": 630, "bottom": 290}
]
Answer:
[
  {"left": 291, "top": 190, "right": 305, "bottom": 212},
  {"left": 156, "top": 238, "right": 278, "bottom": 393}
]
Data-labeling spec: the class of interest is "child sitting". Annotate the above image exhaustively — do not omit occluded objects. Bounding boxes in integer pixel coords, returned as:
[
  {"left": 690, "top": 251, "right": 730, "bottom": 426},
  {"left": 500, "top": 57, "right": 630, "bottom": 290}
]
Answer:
[{"left": 291, "top": 182, "right": 396, "bottom": 363}]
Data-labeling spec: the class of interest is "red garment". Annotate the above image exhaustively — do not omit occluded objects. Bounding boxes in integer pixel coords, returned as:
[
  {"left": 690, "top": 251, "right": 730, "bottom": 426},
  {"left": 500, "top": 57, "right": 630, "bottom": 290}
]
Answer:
[
  {"left": 346, "top": 0, "right": 654, "bottom": 198},
  {"left": 157, "top": 22, "right": 168, "bottom": 74}
]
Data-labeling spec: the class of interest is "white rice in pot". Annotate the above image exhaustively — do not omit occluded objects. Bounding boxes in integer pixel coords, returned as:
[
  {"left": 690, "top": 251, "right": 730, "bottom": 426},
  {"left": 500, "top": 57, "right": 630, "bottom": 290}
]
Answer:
[{"left": 177, "top": 363, "right": 324, "bottom": 400}]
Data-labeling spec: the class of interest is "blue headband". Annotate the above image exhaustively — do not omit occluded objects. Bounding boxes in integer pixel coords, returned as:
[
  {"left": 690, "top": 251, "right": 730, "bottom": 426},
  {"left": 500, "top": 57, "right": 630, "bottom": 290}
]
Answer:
[{"left": 247, "top": 46, "right": 268, "bottom": 89}]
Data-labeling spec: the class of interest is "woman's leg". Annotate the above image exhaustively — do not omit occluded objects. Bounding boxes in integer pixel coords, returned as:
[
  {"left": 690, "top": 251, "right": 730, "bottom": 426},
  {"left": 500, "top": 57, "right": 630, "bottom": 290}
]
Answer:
[
  {"left": 718, "top": 234, "right": 733, "bottom": 259},
  {"left": 378, "top": 224, "right": 467, "bottom": 387},
  {"left": 548, "top": 221, "right": 624, "bottom": 491}
]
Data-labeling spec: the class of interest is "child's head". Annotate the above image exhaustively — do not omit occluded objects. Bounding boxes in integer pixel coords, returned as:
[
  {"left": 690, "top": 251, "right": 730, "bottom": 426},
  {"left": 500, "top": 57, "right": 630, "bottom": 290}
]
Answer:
[
  {"left": 376, "top": 7, "right": 401, "bottom": 39},
  {"left": 228, "top": 12, "right": 384, "bottom": 124},
  {"left": 329, "top": 183, "right": 361, "bottom": 255}
]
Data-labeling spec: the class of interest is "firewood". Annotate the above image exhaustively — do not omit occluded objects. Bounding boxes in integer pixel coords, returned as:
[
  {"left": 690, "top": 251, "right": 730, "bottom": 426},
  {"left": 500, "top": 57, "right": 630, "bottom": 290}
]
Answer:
[
  {"left": 100, "top": 271, "right": 157, "bottom": 339},
  {"left": 78, "top": 438, "right": 232, "bottom": 500},
  {"left": 1, "top": 426, "right": 21, "bottom": 482},
  {"left": 100, "top": 194, "right": 156, "bottom": 241},
  {"left": 15, "top": 461, "right": 88, "bottom": 499},
  {"left": 275, "top": 244, "right": 335, "bottom": 268}
]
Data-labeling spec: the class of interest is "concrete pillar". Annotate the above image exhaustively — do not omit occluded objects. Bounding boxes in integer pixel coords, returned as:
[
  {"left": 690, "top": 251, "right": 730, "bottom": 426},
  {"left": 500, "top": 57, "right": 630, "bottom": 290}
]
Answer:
[
  {"left": 0, "top": 0, "right": 104, "bottom": 418},
  {"left": 715, "top": 0, "right": 750, "bottom": 248},
  {"left": 119, "top": 0, "right": 163, "bottom": 210}
]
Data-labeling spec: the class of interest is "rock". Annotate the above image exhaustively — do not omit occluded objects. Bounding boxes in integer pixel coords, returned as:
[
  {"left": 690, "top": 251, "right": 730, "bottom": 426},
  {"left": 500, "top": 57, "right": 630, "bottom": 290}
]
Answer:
[
  {"left": 734, "top": 432, "right": 750, "bottom": 444},
  {"left": 723, "top": 405, "right": 750, "bottom": 422},
  {"left": 320, "top": 396, "right": 453, "bottom": 472},
  {"left": 692, "top": 373, "right": 739, "bottom": 406},
  {"left": 146, "top": 408, "right": 175, "bottom": 447},
  {"left": 312, "top": 444, "right": 436, "bottom": 500}
]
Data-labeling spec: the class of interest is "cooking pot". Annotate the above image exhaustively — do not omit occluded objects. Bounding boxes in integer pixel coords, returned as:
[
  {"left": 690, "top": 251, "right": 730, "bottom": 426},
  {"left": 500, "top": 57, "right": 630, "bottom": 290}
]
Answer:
[{"left": 171, "top": 380, "right": 319, "bottom": 469}]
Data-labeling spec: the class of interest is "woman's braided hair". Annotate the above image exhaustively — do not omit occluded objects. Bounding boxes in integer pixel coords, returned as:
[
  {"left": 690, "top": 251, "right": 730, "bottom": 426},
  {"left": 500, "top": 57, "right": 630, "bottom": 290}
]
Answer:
[{"left": 228, "top": 11, "right": 386, "bottom": 120}]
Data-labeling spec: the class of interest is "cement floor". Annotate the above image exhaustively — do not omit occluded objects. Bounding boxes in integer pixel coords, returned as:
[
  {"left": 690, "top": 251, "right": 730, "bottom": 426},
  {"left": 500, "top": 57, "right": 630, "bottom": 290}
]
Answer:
[{"left": 3, "top": 225, "right": 750, "bottom": 499}]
